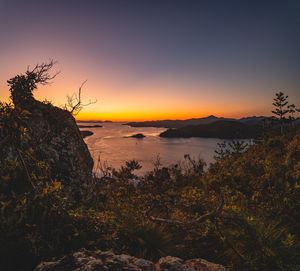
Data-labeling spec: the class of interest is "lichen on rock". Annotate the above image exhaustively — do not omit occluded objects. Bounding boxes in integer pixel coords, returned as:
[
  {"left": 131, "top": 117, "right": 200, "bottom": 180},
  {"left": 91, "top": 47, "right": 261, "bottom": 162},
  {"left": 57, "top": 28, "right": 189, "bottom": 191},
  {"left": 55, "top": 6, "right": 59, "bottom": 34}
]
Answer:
[
  {"left": 35, "top": 249, "right": 226, "bottom": 271},
  {"left": 22, "top": 100, "right": 94, "bottom": 188}
]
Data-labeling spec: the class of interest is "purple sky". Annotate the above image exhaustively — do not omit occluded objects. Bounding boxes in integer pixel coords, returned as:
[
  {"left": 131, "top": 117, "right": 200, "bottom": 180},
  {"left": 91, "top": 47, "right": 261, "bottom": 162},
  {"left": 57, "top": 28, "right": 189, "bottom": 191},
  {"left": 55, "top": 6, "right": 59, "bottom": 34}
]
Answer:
[{"left": 0, "top": 0, "right": 299, "bottom": 120}]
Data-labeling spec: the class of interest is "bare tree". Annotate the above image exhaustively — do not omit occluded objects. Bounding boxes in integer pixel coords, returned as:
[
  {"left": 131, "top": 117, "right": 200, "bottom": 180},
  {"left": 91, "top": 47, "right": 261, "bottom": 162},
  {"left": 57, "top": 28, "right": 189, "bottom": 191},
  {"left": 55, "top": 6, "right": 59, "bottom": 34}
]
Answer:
[
  {"left": 64, "top": 80, "right": 97, "bottom": 115},
  {"left": 29, "top": 60, "right": 60, "bottom": 85}
]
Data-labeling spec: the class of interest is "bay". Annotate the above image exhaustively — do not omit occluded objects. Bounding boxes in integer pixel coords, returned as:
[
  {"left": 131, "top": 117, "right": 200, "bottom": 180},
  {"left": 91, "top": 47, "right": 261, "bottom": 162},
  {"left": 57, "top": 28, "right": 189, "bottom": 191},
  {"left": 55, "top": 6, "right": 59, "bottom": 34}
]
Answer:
[{"left": 80, "top": 122, "right": 226, "bottom": 174}]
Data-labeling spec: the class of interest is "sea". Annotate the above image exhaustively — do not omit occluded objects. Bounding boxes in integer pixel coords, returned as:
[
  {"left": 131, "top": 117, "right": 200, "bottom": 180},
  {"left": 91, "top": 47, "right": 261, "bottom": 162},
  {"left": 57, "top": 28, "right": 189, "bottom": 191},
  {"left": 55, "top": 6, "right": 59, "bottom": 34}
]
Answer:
[{"left": 79, "top": 122, "right": 230, "bottom": 175}]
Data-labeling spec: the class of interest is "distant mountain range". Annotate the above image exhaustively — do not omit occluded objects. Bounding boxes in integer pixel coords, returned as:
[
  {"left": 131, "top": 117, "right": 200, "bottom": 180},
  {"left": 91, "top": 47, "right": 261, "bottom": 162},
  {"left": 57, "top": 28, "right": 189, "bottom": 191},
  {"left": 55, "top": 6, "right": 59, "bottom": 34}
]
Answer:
[
  {"left": 125, "top": 115, "right": 267, "bottom": 129},
  {"left": 124, "top": 115, "right": 270, "bottom": 139}
]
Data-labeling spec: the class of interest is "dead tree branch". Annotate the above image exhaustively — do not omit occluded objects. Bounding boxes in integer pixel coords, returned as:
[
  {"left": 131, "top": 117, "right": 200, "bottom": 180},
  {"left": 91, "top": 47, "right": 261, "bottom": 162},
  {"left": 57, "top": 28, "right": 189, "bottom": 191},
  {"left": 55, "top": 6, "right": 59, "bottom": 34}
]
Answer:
[
  {"left": 145, "top": 198, "right": 262, "bottom": 259},
  {"left": 65, "top": 80, "right": 97, "bottom": 115},
  {"left": 29, "top": 60, "right": 60, "bottom": 85},
  {"left": 145, "top": 198, "right": 224, "bottom": 226}
]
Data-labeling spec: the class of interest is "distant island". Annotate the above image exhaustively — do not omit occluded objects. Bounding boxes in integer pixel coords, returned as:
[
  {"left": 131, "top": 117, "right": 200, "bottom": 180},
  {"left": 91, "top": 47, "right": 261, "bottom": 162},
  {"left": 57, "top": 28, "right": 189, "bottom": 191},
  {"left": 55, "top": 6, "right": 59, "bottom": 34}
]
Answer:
[
  {"left": 159, "top": 120, "right": 258, "bottom": 139},
  {"left": 125, "top": 116, "right": 265, "bottom": 139},
  {"left": 130, "top": 133, "right": 146, "bottom": 138},
  {"left": 78, "top": 124, "right": 103, "bottom": 128},
  {"left": 77, "top": 120, "right": 112, "bottom": 123},
  {"left": 124, "top": 133, "right": 146, "bottom": 138}
]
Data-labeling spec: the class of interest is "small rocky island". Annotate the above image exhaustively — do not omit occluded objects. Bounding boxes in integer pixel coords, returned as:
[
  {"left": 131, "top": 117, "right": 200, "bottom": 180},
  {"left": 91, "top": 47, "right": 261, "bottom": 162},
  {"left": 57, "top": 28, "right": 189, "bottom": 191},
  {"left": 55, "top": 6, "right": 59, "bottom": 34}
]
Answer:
[
  {"left": 130, "top": 133, "right": 146, "bottom": 138},
  {"left": 124, "top": 133, "right": 146, "bottom": 138},
  {"left": 77, "top": 124, "right": 103, "bottom": 128}
]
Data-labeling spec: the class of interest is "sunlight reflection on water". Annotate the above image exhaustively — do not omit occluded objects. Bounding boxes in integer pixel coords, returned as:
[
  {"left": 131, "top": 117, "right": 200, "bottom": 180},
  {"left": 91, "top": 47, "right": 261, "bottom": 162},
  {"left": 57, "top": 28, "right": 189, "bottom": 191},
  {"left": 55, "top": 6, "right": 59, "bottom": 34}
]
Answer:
[{"left": 80, "top": 122, "right": 228, "bottom": 174}]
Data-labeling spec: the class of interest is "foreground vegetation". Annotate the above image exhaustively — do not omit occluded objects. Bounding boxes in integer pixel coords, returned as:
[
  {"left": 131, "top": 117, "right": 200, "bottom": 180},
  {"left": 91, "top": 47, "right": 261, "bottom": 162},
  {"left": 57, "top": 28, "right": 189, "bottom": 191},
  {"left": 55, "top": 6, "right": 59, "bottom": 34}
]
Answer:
[{"left": 0, "top": 64, "right": 299, "bottom": 270}]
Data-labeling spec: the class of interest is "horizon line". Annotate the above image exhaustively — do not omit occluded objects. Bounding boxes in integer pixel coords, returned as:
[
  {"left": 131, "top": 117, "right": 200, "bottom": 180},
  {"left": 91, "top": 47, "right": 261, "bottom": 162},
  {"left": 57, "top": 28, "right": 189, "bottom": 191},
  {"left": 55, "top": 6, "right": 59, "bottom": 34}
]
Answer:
[{"left": 75, "top": 114, "right": 271, "bottom": 122}]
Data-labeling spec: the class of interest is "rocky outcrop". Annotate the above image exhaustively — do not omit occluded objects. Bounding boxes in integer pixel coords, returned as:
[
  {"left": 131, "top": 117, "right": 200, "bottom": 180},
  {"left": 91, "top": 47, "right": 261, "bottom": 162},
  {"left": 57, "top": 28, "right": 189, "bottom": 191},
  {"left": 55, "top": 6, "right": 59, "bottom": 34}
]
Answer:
[
  {"left": 27, "top": 101, "right": 93, "bottom": 184},
  {"left": 2, "top": 97, "right": 94, "bottom": 191},
  {"left": 35, "top": 249, "right": 226, "bottom": 271}
]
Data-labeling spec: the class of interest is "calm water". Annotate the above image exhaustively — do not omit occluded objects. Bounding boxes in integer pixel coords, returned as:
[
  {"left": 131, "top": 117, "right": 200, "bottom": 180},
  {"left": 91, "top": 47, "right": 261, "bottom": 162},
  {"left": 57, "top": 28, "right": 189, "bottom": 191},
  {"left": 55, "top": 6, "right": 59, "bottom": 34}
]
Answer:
[{"left": 80, "top": 122, "right": 225, "bottom": 174}]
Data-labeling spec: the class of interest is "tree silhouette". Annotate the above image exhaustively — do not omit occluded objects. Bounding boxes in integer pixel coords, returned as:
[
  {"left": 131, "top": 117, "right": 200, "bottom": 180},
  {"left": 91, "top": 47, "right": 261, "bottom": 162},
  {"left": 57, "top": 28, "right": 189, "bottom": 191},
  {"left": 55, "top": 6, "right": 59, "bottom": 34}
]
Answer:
[
  {"left": 272, "top": 91, "right": 289, "bottom": 134},
  {"left": 7, "top": 60, "right": 59, "bottom": 108}
]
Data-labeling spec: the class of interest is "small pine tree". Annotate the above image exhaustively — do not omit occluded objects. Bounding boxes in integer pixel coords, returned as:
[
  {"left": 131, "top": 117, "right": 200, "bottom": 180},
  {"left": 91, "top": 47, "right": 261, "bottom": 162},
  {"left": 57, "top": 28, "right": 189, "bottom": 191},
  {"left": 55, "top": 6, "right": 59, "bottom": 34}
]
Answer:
[{"left": 272, "top": 92, "right": 289, "bottom": 134}]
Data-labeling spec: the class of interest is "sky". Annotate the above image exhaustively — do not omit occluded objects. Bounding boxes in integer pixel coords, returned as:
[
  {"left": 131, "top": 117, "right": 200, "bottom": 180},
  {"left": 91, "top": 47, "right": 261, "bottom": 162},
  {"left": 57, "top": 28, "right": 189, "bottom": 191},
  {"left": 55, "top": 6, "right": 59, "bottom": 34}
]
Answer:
[{"left": 0, "top": 0, "right": 299, "bottom": 121}]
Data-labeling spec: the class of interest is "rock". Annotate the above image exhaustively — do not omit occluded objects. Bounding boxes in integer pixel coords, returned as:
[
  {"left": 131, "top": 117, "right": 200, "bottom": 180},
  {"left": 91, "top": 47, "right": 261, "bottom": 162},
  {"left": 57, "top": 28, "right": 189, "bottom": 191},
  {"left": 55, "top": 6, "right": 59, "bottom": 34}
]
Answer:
[
  {"left": 185, "top": 259, "right": 226, "bottom": 271},
  {"left": 1, "top": 96, "right": 94, "bottom": 194},
  {"left": 35, "top": 249, "right": 155, "bottom": 271},
  {"left": 35, "top": 249, "right": 226, "bottom": 271},
  {"left": 158, "top": 256, "right": 193, "bottom": 271}
]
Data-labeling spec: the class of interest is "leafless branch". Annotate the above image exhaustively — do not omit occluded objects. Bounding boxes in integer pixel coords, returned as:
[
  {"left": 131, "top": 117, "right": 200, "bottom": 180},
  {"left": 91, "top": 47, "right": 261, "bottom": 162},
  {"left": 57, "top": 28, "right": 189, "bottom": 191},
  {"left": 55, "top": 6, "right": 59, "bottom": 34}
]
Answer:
[
  {"left": 145, "top": 198, "right": 224, "bottom": 226},
  {"left": 65, "top": 80, "right": 97, "bottom": 115},
  {"left": 28, "top": 60, "right": 60, "bottom": 85}
]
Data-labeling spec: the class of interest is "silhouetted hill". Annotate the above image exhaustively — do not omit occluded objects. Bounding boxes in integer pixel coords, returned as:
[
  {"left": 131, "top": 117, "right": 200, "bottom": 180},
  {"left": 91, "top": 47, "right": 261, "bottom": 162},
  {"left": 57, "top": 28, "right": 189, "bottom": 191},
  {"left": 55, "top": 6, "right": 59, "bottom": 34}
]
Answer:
[
  {"left": 238, "top": 116, "right": 267, "bottom": 125},
  {"left": 125, "top": 115, "right": 236, "bottom": 128},
  {"left": 125, "top": 115, "right": 265, "bottom": 128},
  {"left": 159, "top": 120, "right": 258, "bottom": 139}
]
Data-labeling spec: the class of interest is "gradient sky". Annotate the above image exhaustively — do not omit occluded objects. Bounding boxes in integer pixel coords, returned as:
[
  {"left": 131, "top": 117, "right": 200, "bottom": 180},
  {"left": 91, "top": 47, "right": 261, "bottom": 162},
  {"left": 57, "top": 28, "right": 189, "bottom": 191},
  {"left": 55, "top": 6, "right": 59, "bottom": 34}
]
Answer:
[{"left": 0, "top": 0, "right": 299, "bottom": 121}]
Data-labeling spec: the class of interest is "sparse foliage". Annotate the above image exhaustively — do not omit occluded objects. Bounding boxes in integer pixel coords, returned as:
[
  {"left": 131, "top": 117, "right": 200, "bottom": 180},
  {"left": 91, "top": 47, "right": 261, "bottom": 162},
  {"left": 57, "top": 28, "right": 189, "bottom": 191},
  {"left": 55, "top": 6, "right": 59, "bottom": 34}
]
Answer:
[
  {"left": 214, "top": 140, "right": 249, "bottom": 161},
  {"left": 214, "top": 141, "right": 231, "bottom": 161}
]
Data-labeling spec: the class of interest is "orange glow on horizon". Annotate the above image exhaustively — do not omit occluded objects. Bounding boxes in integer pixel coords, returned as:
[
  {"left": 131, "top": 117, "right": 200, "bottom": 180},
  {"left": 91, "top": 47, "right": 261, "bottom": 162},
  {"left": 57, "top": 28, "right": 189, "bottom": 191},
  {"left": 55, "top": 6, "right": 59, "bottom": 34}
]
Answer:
[
  {"left": 76, "top": 112, "right": 210, "bottom": 122},
  {"left": 75, "top": 108, "right": 264, "bottom": 122}
]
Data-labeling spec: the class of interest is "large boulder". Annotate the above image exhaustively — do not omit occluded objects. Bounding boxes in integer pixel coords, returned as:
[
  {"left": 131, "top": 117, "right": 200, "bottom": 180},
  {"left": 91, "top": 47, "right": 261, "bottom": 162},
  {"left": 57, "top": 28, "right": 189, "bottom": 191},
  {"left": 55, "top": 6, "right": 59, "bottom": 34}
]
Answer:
[
  {"left": 24, "top": 100, "right": 93, "bottom": 186},
  {"left": 1, "top": 97, "right": 94, "bottom": 193},
  {"left": 35, "top": 249, "right": 226, "bottom": 271}
]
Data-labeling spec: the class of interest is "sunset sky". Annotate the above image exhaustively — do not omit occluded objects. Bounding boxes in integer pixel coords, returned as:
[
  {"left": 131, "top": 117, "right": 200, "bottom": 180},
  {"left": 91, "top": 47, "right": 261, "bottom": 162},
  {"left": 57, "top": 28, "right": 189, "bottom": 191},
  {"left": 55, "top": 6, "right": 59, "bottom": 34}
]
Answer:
[{"left": 0, "top": 0, "right": 299, "bottom": 121}]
